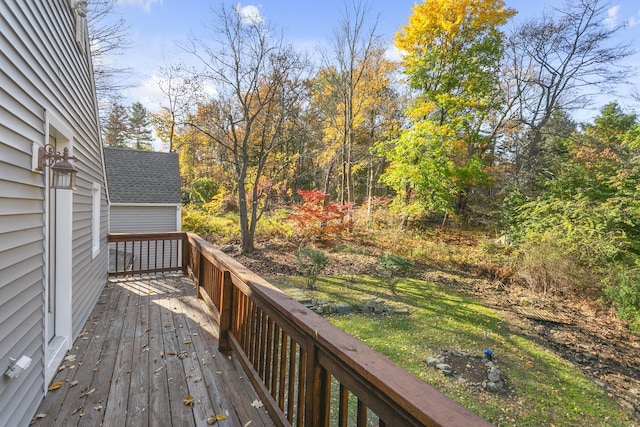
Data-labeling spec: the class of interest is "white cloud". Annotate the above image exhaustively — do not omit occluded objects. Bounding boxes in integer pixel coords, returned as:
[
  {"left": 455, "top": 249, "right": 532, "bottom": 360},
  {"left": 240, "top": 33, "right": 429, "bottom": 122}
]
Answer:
[
  {"left": 235, "top": 4, "right": 264, "bottom": 25},
  {"left": 604, "top": 5, "right": 620, "bottom": 29},
  {"left": 117, "top": 0, "right": 162, "bottom": 13},
  {"left": 628, "top": 10, "right": 640, "bottom": 28},
  {"left": 123, "top": 74, "right": 165, "bottom": 112}
]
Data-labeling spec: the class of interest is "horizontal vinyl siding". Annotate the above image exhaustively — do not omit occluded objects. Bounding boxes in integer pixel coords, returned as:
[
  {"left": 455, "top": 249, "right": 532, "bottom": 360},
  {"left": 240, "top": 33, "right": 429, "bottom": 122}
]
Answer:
[
  {"left": 110, "top": 205, "right": 180, "bottom": 233},
  {"left": 0, "top": 1, "right": 108, "bottom": 426}
]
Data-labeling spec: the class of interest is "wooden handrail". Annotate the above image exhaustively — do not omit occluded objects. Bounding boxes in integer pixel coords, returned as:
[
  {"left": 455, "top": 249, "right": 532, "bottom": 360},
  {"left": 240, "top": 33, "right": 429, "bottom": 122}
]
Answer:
[
  {"left": 108, "top": 231, "right": 493, "bottom": 426},
  {"left": 183, "top": 232, "right": 494, "bottom": 427}
]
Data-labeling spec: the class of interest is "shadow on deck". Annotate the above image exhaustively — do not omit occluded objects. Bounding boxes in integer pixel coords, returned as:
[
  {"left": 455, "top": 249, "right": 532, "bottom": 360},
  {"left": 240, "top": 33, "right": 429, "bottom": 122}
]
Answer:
[{"left": 35, "top": 273, "right": 274, "bottom": 427}]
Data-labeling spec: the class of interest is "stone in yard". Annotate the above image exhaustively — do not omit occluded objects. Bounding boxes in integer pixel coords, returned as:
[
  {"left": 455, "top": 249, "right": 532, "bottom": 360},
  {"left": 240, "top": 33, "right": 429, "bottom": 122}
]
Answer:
[
  {"left": 336, "top": 304, "right": 351, "bottom": 315},
  {"left": 436, "top": 363, "right": 452, "bottom": 375},
  {"left": 425, "top": 356, "right": 440, "bottom": 367},
  {"left": 486, "top": 381, "right": 500, "bottom": 393}
]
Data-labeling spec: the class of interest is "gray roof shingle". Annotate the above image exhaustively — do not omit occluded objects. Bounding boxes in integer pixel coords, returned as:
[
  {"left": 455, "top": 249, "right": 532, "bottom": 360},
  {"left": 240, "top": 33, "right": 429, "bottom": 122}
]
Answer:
[{"left": 104, "top": 147, "right": 181, "bottom": 204}]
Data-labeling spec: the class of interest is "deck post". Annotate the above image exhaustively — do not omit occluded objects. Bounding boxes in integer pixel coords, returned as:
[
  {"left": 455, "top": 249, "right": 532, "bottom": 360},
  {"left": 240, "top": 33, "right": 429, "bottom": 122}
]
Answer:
[
  {"left": 197, "top": 247, "right": 205, "bottom": 299},
  {"left": 181, "top": 233, "right": 189, "bottom": 276},
  {"left": 218, "top": 270, "right": 233, "bottom": 352}
]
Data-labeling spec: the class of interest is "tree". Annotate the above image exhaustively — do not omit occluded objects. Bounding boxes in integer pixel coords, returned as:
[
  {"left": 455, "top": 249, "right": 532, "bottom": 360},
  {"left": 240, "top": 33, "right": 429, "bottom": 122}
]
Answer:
[
  {"left": 185, "top": 4, "right": 309, "bottom": 254},
  {"left": 128, "top": 102, "right": 153, "bottom": 150},
  {"left": 379, "top": 0, "right": 515, "bottom": 222},
  {"left": 103, "top": 101, "right": 129, "bottom": 147},
  {"left": 153, "top": 63, "right": 202, "bottom": 152},
  {"left": 86, "top": 0, "right": 132, "bottom": 121},
  {"left": 503, "top": 0, "right": 633, "bottom": 187},
  {"left": 319, "top": 0, "right": 381, "bottom": 206}
]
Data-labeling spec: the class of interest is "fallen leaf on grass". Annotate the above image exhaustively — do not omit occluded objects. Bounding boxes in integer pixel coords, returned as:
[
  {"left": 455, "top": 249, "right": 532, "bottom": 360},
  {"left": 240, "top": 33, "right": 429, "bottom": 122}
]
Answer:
[
  {"left": 251, "top": 400, "right": 264, "bottom": 409},
  {"left": 184, "top": 395, "right": 194, "bottom": 407},
  {"left": 48, "top": 381, "right": 64, "bottom": 391}
]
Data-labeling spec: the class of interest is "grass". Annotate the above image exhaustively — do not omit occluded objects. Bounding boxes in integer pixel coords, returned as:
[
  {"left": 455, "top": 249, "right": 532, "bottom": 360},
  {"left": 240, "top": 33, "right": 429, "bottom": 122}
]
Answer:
[{"left": 267, "top": 275, "right": 634, "bottom": 427}]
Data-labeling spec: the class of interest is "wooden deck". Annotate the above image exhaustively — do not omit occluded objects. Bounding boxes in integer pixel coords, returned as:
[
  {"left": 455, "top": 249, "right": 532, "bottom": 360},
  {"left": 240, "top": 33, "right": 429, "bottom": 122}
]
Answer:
[{"left": 35, "top": 273, "right": 275, "bottom": 427}]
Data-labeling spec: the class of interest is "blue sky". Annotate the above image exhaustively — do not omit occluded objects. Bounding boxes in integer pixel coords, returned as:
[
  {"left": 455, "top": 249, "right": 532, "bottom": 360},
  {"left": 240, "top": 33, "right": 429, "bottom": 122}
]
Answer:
[{"left": 110, "top": 0, "right": 640, "bottom": 119}]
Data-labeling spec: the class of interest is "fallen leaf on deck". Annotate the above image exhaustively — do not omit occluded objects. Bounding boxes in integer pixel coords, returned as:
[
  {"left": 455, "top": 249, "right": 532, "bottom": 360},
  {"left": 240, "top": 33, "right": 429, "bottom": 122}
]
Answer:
[
  {"left": 72, "top": 407, "right": 82, "bottom": 415},
  {"left": 80, "top": 388, "right": 95, "bottom": 397},
  {"left": 183, "top": 395, "right": 194, "bottom": 407},
  {"left": 148, "top": 289, "right": 154, "bottom": 294},
  {"left": 194, "top": 377, "right": 202, "bottom": 383},
  {"left": 33, "top": 413, "right": 47, "bottom": 420},
  {"left": 207, "top": 414, "right": 227, "bottom": 425},
  {"left": 65, "top": 355, "right": 77, "bottom": 362},
  {"left": 183, "top": 339, "right": 192, "bottom": 345},
  {"left": 94, "top": 405, "right": 103, "bottom": 411},
  {"left": 48, "top": 382, "right": 64, "bottom": 391},
  {"left": 70, "top": 380, "right": 79, "bottom": 387},
  {"left": 177, "top": 351, "right": 188, "bottom": 359},
  {"left": 251, "top": 400, "right": 264, "bottom": 409},
  {"left": 93, "top": 367, "right": 99, "bottom": 371},
  {"left": 145, "top": 328, "right": 151, "bottom": 333},
  {"left": 154, "top": 367, "right": 164, "bottom": 373},
  {"left": 167, "top": 351, "right": 176, "bottom": 356},
  {"left": 58, "top": 366, "right": 65, "bottom": 372},
  {"left": 244, "top": 421, "right": 252, "bottom": 427}
]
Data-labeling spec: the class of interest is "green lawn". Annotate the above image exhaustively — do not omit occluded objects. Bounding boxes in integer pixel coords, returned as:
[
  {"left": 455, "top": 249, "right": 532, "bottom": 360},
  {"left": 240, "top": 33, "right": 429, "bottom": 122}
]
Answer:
[{"left": 267, "top": 275, "right": 634, "bottom": 427}]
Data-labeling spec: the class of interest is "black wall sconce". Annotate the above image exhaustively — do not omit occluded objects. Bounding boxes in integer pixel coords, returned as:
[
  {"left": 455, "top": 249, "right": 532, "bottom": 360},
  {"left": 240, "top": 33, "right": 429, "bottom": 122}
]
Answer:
[{"left": 38, "top": 145, "right": 79, "bottom": 190}]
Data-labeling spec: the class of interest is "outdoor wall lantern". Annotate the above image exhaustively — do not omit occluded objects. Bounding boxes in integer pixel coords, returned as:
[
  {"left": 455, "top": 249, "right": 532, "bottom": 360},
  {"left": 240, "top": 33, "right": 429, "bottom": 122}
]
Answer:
[{"left": 38, "top": 144, "right": 79, "bottom": 190}]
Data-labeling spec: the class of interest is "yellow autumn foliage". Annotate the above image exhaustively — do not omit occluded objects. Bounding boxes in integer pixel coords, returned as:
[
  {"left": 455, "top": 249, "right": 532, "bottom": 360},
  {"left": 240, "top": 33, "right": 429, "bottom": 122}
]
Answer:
[{"left": 396, "top": 0, "right": 516, "bottom": 54}]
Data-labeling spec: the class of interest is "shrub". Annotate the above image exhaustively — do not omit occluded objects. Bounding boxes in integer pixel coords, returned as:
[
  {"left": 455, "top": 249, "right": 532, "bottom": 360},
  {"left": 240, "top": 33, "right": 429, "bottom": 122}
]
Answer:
[
  {"left": 296, "top": 247, "right": 329, "bottom": 290},
  {"left": 606, "top": 267, "right": 640, "bottom": 332},
  {"left": 376, "top": 253, "right": 414, "bottom": 294},
  {"left": 290, "top": 189, "right": 353, "bottom": 243},
  {"left": 190, "top": 177, "right": 219, "bottom": 204}
]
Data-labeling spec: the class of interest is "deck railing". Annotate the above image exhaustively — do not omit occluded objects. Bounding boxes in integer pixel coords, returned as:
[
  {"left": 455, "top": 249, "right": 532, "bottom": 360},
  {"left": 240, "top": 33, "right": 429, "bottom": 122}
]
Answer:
[
  {"left": 109, "top": 232, "right": 493, "bottom": 427},
  {"left": 108, "top": 232, "right": 187, "bottom": 276}
]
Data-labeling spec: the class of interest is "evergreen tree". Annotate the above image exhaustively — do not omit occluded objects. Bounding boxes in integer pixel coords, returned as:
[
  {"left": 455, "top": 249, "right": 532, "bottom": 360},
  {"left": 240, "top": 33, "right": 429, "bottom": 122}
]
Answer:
[
  {"left": 103, "top": 101, "right": 129, "bottom": 147},
  {"left": 128, "top": 102, "right": 153, "bottom": 150}
]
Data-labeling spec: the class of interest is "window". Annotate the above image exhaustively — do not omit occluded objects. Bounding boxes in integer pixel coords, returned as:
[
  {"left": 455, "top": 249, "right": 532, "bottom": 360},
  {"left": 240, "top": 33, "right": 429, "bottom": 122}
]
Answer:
[{"left": 92, "top": 182, "right": 101, "bottom": 258}]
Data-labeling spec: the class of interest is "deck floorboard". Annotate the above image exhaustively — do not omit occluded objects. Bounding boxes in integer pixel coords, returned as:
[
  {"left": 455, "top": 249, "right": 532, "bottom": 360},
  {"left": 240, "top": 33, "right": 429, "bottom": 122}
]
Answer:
[{"left": 35, "top": 274, "right": 275, "bottom": 427}]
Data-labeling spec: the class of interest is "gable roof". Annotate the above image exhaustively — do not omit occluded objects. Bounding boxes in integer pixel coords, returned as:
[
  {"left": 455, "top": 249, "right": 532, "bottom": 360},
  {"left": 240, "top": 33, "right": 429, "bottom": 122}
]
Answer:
[{"left": 103, "top": 147, "right": 181, "bottom": 204}]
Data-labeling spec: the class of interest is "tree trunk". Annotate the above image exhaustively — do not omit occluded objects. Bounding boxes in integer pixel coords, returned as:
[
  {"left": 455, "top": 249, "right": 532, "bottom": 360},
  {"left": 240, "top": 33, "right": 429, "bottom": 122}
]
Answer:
[{"left": 237, "top": 178, "right": 254, "bottom": 254}]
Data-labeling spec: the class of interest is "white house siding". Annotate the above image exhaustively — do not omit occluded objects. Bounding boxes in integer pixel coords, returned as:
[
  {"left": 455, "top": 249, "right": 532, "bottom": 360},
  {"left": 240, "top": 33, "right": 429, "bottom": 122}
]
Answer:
[
  {"left": 0, "top": 1, "right": 108, "bottom": 426},
  {"left": 110, "top": 205, "right": 180, "bottom": 233}
]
